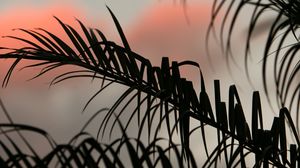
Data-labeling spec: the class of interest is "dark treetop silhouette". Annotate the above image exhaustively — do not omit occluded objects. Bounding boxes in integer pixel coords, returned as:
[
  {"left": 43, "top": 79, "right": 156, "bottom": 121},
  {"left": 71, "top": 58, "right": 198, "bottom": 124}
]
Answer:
[{"left": 0, "top": 5, "right": 299, "bottom": 168}]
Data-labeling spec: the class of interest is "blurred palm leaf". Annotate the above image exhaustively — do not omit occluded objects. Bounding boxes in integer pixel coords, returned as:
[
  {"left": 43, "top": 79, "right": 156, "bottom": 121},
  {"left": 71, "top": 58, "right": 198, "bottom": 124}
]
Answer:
[
  {"left": 0, "top": 122, "right": 195, "bottom": 167},
  {"left": 207, "top": 0, "right": 300, "bottom": 124}
]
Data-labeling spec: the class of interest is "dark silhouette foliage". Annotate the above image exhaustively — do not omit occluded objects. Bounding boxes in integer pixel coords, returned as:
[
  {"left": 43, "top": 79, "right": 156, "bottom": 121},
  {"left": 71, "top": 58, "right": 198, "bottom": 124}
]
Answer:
[
  {"left": 0, "top": 4, "right": 299, "bottom": 168},
  {"left": 207, "top": 0, "right": 300, "bottom": 126}
]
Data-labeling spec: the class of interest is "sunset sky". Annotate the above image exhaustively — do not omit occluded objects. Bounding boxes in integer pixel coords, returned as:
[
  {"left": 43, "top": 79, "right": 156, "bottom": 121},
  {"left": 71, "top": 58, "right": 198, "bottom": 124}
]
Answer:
[
  {"left": 0, "top": 0, "right": 218, "bottom": 79},
  {"left": 0, "top": 0, "right": 275, "bottom": 161},
  {"left": 1, "top": 0, "right": 239, "bottom": 93}
]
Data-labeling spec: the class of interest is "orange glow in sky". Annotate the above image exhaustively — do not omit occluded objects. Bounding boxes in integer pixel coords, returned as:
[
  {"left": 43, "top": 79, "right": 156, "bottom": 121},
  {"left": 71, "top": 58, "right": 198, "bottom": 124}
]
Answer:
[
  {"left": 0, "top": 5, "right": 85, "bottom": 48},
  {"left": 0, "top": 2, "right": 216, "bottom": 84}
]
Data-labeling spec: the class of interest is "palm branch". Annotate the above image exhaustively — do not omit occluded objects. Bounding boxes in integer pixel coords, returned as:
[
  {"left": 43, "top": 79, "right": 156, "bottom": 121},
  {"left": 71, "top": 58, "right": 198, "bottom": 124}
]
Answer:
[
  {"left": 207, "top": 0, "right": 300, "bottom": 126},
  {"left": 0, "top": 6, "right": 300, "bottom": 167},
  {"left": 0, "top": 119, "right": 195, "bottom": 168}
]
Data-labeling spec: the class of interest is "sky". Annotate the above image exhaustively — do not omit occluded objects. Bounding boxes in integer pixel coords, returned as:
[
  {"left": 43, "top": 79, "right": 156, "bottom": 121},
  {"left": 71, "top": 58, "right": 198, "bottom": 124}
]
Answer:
[
  {"left": 0, "top": 0, "right": 278, "bottom": 164},
  {"left": 0, "top": 0, "right": 216, "bottom": 78}
]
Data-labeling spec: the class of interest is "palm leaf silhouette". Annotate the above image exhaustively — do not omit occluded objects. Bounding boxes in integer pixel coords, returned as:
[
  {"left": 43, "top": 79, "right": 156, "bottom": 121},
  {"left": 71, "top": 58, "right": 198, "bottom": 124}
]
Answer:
[
  {"left": 0, "top": 6, "right": 300, "bottom": 167},
  {"left": 207, "top": 0, "right": 300, "bottom": 126}
]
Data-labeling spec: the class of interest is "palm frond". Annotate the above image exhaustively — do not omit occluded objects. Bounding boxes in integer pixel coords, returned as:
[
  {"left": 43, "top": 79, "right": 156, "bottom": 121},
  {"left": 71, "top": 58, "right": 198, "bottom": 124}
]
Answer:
[
  {"left": 207, "top": 0, "right": 300, "bottom": 120},
  {"left": 0, "top": 7, "right": 204, "bottom": 157},
  {"left": 0, "top": 122, "right": 194, "bottom": 167},
  {"left": 1, "top": 83, "right": 300, "bottom": 167}
]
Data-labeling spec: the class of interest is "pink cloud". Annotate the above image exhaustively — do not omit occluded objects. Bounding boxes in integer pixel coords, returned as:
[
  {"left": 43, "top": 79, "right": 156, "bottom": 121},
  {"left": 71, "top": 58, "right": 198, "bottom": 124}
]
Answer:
[
  {"left": 127, "top": 3, "right": 211, "bottom": 61},
  {"left": 126, "top": 3, "right": 223, "bottom": 81},
  {"left": 0, "top": 5, "right": 86, "bottom": 47},
  {"left": 0, "top": 4, "right": 110, "bottom": 86}
]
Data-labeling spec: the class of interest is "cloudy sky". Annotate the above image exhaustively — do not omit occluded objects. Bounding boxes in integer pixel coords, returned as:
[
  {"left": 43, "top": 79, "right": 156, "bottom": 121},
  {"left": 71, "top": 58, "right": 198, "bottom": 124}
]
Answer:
[{"left": 0, "top": 0, "right": 276, "bottom": 162}]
